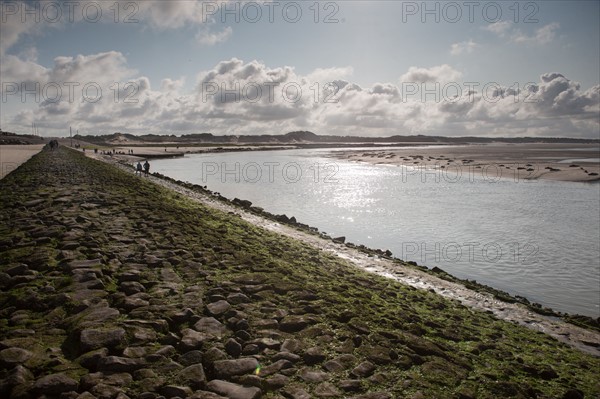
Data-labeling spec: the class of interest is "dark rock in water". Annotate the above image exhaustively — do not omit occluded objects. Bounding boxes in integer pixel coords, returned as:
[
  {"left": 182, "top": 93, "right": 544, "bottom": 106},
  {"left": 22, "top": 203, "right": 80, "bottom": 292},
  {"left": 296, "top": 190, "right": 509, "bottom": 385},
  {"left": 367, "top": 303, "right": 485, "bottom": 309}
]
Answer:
[
  {"left": 289, "top": 216, "right": 297, "bottom": 224},
  {"left": 333, "top": 236, "right": 346, "bottom": 244},
  {"left": 275, "top": 214, "right": 290, "bottom": 223},
  {"left": 206, "top": 379, "right": 262, "bottom": 399},
  {"left": 232, "top": 198, "right": 252, "bottom": 208},
  {"left": 33, "top": 373, "right": 78, "bottom": 395}
]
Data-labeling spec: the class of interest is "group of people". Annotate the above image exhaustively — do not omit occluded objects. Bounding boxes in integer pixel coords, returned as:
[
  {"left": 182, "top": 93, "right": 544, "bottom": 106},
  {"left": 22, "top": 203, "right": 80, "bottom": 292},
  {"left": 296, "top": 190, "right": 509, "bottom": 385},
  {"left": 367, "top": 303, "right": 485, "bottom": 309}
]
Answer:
[
  {"left": 136, "top": 160, "right": 151, "bottom": 176},
  {"left": 47, "top": 140, "right": 59, "bottom": 150}
]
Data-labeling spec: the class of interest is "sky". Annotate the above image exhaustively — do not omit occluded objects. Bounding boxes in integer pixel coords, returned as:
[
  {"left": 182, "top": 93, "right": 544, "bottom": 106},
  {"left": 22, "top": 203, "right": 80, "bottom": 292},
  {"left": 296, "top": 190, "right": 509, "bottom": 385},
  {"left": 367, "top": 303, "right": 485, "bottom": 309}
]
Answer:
[{"left": 0, "top": 0, "right": 599, "bottom": 138}]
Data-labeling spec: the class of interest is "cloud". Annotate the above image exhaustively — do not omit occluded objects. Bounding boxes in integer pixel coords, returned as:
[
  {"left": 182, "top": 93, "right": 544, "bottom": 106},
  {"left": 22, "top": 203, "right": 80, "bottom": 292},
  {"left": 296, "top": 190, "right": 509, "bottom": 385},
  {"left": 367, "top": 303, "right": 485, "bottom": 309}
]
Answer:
[
  {"left": 0, "top": 0, "right": 236, "bottom": 55},
  {"left": 195, "top": 26, "right": 233, "bottom": 46},
  {"left": 450, "top": 40, "right": 478, "bottom": 55},
  {"left": 512, "top": 23, "right": 560, "bottom": 45},
  {"left": 400, "top": 65, "right": 462, "bottom": 84},
  {"left": 484, "top": 21, "right": 512, "bottom": 37},
  {"left": 1, "top": 54, "right": 598, "bottom": 138},
  {"left": 484, "top": 21, "right": 561, "bottom": 45}
]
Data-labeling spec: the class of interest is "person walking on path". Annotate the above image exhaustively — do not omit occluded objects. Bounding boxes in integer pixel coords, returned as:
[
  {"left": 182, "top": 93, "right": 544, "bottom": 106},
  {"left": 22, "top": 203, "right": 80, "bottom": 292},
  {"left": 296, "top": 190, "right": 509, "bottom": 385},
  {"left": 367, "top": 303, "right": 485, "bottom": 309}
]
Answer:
[
  {"left": 136, "top": 162, "right": 143, "bottom": 176},
  {"left": 143, "top": 160, "right": 150, "bottom": 176}
]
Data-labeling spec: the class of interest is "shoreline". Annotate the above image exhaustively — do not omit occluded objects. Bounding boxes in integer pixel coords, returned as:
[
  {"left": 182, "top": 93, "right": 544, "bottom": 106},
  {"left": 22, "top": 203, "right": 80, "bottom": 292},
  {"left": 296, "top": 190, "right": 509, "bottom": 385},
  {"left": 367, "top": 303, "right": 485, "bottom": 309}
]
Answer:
[{"left": 89, "top": 151, "right": 600, "bottom": 356}]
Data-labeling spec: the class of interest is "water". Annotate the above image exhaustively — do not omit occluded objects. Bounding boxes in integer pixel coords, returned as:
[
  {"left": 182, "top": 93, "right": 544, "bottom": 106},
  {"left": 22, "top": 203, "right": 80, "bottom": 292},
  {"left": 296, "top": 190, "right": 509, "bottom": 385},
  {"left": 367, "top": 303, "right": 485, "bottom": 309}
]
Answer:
[{"left": 152, "top": 149, "right": 600, "bottom": 317}]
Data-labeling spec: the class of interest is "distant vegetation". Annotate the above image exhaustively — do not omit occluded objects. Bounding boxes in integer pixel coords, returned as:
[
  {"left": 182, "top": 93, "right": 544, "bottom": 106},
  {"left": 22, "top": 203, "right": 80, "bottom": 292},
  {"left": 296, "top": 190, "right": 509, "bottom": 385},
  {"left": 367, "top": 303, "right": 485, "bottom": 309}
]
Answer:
[
  {"left": 0, "top": 130, "right": 45, "bottom": 145},
  {"left": 2, "top": 129, "right": 598, "bottom": 146},
  {"left": 73, "top": 131, "right": 600, "bottom": 146}
]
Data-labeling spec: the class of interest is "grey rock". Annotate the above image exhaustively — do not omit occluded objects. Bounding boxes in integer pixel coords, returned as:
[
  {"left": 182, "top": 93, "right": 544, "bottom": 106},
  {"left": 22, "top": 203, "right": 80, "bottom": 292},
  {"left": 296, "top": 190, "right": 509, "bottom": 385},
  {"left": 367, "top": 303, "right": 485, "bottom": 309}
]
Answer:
[
  {"left": 1, "top": 365, "right": 33, "bottom": 388},
  {"left": 207, "top": 300, "right": 231, "bottom": 317},
  {"left": 314, "top": 382, "right": 341, "bottom": 397},
  {"left": 225, "top": 338, "right": 242, "bottom": 357},
  {"left": 282, "top": 385, "right": 311, "bottom": 399},
  {"left": 0, "top": 347, "right": 33, "bottom": 367},
  {"left": 258, "top": 359, "right": 293, "bottom": 377},
  {"left": 298, "top": 368, "right": 329, "bottom": 383},
  {"left": 33, "top": 373, "right": 78, "bottom": 395},
  {"left": 264, "top": 373, "right": 288, "bottom": 390},
  {"left": 97, "top": 356, "right": 146, "bottom": 372},
  {"left": 302, "top": 347, "right": 326, "bottom": 365},
  {"left": 348, "top": 393, "right": 392, "bottom": 399},
  {"left": 339, "top": 379, "right": 362, "bottom": 392},
  {"left": 323, "top": 360, "right": 344, "bottom": 372},
  {"left": 80, "top": 327, "right": 126, "bottom": 352},
  {"left": 213, "top": 357, "right": 259, "bottom": 378},
  {"left": 280, "top": 339, "right": 301, "bottom": 353},
  {"left": 179, "top": 328, "right": 211, "bottom": 351},
  {"left": 179, "top": 350, "right": 203, "bottom": 366},
  {"left": 160, "top": 385, "right": 194, "bottom": 398},
  {"left": 206, "top": 380, "right": 262, "bottom": 399},
  {"left": 351, "top": 361, "right": 376, "bottom": 378},
  {"left": 77, "top": 348, "right": 109, "bottom": 370},
  {"left": 178, "top": 364, "right": 207, "bottom": 389},
  {"left": 194, "top": 317, "right": 227, "bottom": 338},
  {"left": 227, "top": 293, "right": 250, "bottom": 305},
  {"left": 279, "top": 316, "right": 313, "bottom": 333},
  {"left": 91, "top": 383, "right": 124, "bottom": 399}
]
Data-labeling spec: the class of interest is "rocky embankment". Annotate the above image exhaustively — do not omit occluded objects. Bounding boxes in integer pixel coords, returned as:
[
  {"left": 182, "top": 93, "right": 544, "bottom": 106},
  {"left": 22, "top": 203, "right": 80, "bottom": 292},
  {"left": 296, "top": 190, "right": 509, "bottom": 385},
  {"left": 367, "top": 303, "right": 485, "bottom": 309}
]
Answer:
[{"left": 1, "top": 147, "right": 598, "bottom": 399}]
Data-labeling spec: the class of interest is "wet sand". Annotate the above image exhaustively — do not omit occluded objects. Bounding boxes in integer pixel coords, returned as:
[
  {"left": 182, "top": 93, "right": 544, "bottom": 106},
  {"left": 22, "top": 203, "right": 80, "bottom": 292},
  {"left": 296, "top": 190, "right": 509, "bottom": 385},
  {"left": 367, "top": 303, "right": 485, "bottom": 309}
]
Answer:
[
  {"left": 0, "top": 144, "right": 45, "bottom": 179},
  {"left": 327, "top": 143, "right": 600, "bottom": 182}
]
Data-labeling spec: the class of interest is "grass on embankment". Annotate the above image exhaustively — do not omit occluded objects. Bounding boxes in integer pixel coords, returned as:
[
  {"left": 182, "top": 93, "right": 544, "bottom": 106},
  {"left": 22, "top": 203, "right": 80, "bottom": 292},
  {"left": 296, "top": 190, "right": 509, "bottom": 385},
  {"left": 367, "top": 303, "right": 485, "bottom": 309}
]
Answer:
[{"left": 0, "top": 147, "right": 598, "bottom": 398}]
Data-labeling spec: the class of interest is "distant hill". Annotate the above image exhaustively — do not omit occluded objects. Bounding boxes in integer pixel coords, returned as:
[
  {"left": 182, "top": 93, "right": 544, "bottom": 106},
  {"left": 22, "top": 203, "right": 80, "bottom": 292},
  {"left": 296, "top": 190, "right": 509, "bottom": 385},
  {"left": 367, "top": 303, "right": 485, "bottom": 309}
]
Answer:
[
  {"left": 0, "top": 130, "right": 45, "bottom": 145},
  {"left": 73, "top": 131, "right": 600, "bottom": 146}
]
